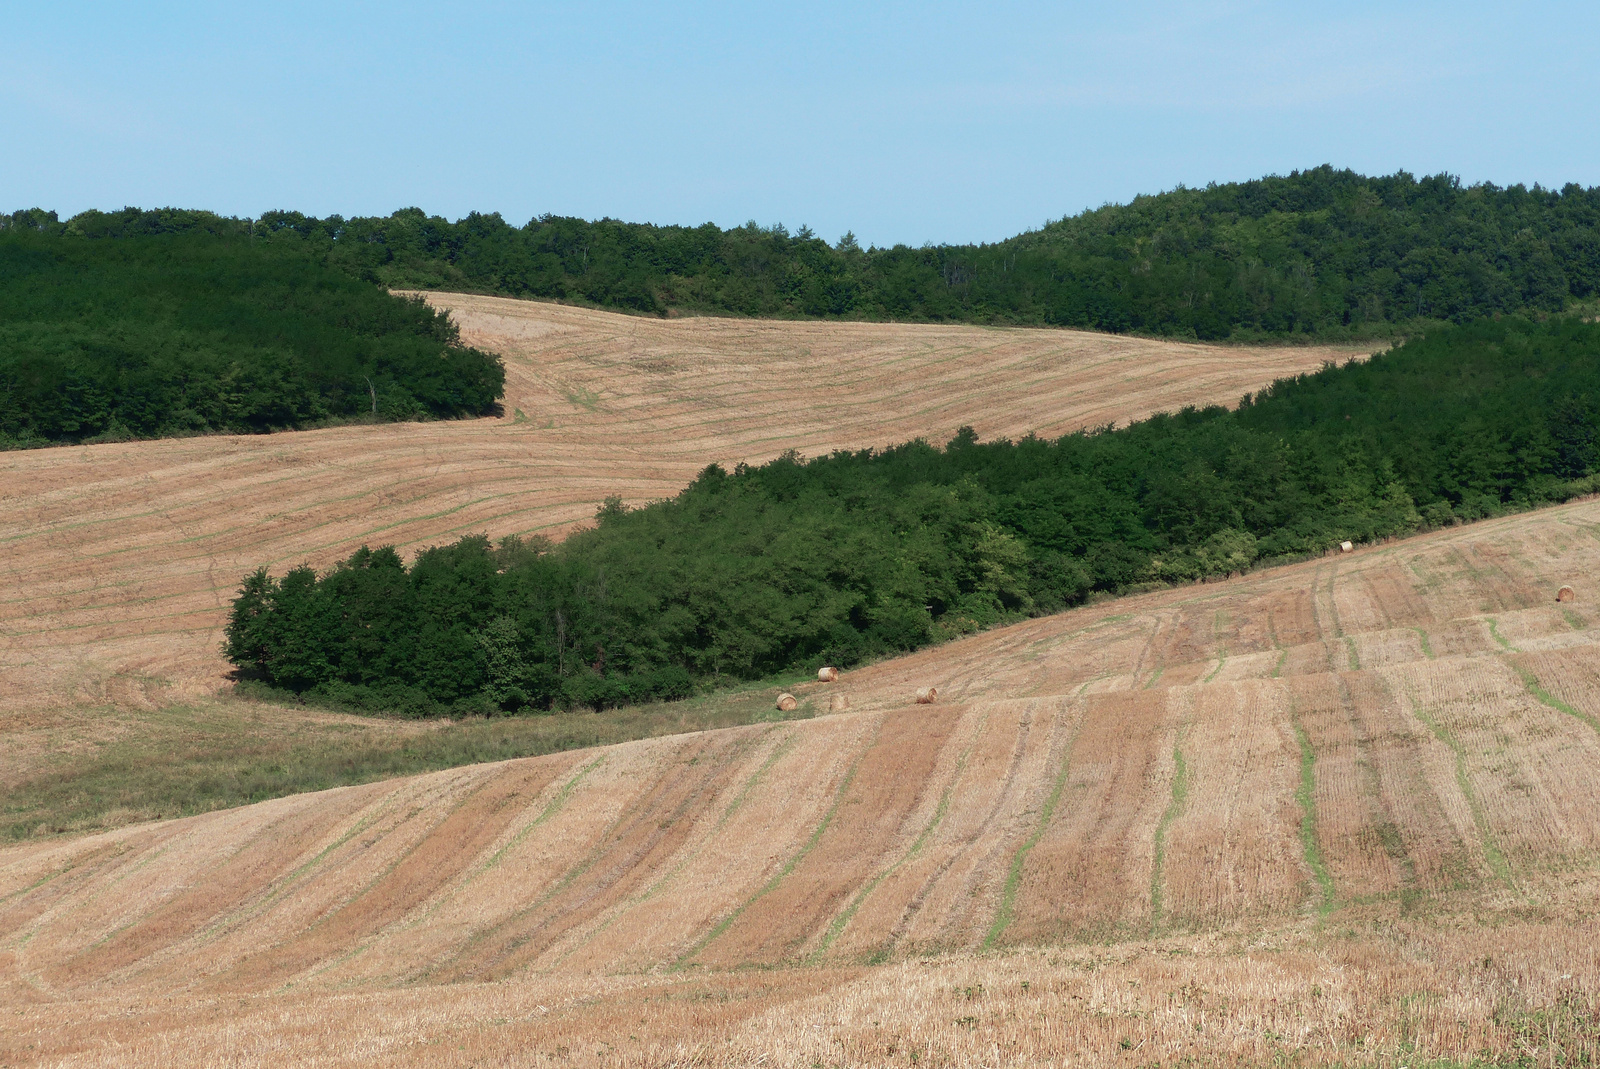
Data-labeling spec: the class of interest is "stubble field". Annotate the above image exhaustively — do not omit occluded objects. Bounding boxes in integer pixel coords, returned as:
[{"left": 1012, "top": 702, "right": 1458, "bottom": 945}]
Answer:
[
  {"left": 0, "top": 295, "right": 1357, "bottom": 717},
  {"left": 4, "top": 299, "right": 1598, "bottom": 1066},
  {"left": 6, "top": 502, "right": 1600, "bottom": 1065}
]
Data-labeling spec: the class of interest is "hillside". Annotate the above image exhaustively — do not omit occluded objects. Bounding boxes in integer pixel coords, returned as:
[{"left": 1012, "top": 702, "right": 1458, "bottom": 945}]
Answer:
[
  {"left": 4, "top": 498, "right": 1599, "bottom": 1065},
  {"left": 0, "top": 294, "right": 1356, "bottom": 720},
  {"left": 15, "top": 169, "right": 1600, "bottom": 349},
  {"left": 222, "top": 315, "right": 1600, "bottom": 716},
  {"left": 256, "top": 166, "right": 1600, "bottom": 338}
]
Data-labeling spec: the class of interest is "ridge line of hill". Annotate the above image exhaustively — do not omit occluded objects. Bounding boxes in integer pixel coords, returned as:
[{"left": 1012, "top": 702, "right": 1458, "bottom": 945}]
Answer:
[{"left": 9, "top": 164, "right": 1600, "bottom": 342}]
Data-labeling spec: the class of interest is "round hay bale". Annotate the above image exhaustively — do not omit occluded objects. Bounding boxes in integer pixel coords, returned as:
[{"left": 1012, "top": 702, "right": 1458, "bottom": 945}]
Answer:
[
  {"left": 775, "top": 693, "right": 798, "bottom": 712},
  {"left": 914, "top": 686, "right": 938, "bottom": 705},
  {"left": 817, "top": 666, "right": 839, "bottom": 683},
  {"left": 829, "top": 693, "right": 850, "bottom": 713},
  {"left": 1339, "top": 540, "right": 1354, "bottom": 553},
  {"left": 1558, "top": 585, "right": 1576, "bottom": 603}
]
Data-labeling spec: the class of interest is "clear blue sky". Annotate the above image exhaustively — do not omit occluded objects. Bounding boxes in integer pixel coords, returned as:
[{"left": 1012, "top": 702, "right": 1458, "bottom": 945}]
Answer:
[{"left": 6, "top": 1, "right": 1598, "bottom": 247}]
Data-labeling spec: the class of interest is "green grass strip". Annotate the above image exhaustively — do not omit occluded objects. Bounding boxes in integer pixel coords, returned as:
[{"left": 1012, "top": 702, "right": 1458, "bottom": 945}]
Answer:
[
  {"left": 674, "top": 721, "right": 877, "bottom": 968},
  {"left": 0, "top": 853, "right": 94, "bottom": 909},
  {"left": 232, "top": 803, "right": 398, "bottom": 925},
  {"left": 1410, "top": 706, "right": 1514, "bottom": 890},
  {"left": 343, "top": 755, "right": 606, "bottom": 981},
  {"left": 544, "top": 732, "right": 795, "bottom": 971},
  {"left": 1148, "top": 735, "right": 1190, "bottom": 937},
  {"left": 618, "top": 731, "right": 797, "bottom": 904},
  {"left": 1290, "top": 717, "right": 1336, "bottom": 915},
  {"left": 477, "top": 757, "right": 604, "bottom": 876},
  {"left": 712, "top": 731, "right": 799, "bottom": 833},
  {"left": 1410, "top": 626, "right": 1435, "bottom": 660},
  {"left": 1487, "top": 618, "right": 1517, "bottom": 652},
  {"left": 1325, "top": 564, "right": 1345, "bottom": 637},
  {"left": 811, "top": 737, "right": 975, "bottom": 964},
  {"left": 1267, "top": 616, "right": 1288, "bottom": 678},
  {"left": 1511, "top": 663, "right": 1600, "bottom": 735},
  {"left": 1203, "top": 651, "right": 1227, "bottom": 683},
  {"left": 1344, "top": 635, "right": 1361, "bottom": 671},
  {"left": 982, "top": 716, "right": 1084, "bottom": 949},
  {"left": 405, "top": 756, "right": 619, "bottom": 982}
]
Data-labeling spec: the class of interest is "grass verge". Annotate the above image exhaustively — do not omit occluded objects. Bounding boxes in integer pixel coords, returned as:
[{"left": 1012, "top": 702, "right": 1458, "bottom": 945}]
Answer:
[{"left": 0, "top": 677, "right": 819, "bottom": 843}]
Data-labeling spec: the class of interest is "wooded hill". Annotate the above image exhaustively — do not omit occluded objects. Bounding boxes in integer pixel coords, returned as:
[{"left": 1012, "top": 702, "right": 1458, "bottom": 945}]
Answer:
[
  {"left": 12, "top": 165, "right": 1600, "bottom": 352},
  {"left": 6, "top": 166, "right": 1597, "bottom": 444},
  {"left": 0, "top": 210, "right": 504, "bottom": 445},
  {"left": 246, "top": 167, "right": 1600, "bottom": 338},
  {"left": 225, "top": 316, "right": 1600, "bottom": 716}
]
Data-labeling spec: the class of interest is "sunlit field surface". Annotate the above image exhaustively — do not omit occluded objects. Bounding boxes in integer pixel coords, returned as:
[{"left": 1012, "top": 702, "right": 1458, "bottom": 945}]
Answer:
[
  {"left": 7, "top": 299, "right": 1597, "bottom": 1066},
  {"left": 0, "top": 295, "right": 1357, "bottom": 716}
]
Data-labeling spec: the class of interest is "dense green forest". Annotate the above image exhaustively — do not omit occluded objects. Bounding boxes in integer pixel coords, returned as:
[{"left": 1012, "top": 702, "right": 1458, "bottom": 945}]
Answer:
[
  {"left": 226, "top": 167, "right": 1600, "bottom": 337},
  {"left": 0, "top": 209, "right": 504, "bottom": 445},
  {"left": 226, "top": 316, "right": 1600, "bottom": 716},
  {"left": 12, "top": 166, "right": 1600, "bottom": 357}
]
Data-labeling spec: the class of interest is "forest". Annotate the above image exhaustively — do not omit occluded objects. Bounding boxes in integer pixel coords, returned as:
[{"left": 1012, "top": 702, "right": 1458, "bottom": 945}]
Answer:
[
  {"left": 9, "top": 166, "right": 1600, "bottom": 361},
  {"left": 225, "top": 316, "right": 1600, "bottom": 716},
  {"left": 240, "top": 167, "right": 1600, "bottom": 338},
  {"left": 0, "top": 210, "right": 504, "bottom": 445}
]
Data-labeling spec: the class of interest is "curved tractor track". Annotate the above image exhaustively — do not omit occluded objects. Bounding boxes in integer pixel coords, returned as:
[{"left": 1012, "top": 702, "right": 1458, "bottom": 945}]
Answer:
[
  {"left": 0, "top": 296, "right": 1357, "bottom": 714},
  {"left": 5, "top": 499, "right": 1600, "bottom": 1065}
]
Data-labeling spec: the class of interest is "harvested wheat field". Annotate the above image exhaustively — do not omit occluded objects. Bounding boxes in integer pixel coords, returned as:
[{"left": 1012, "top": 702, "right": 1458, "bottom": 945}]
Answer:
[
  {"left": 6, "top": 496, "right": 1600, "bottom": 1065},
  {"left": 0, "top": 295, "right": 1358, "bottom": 716}
]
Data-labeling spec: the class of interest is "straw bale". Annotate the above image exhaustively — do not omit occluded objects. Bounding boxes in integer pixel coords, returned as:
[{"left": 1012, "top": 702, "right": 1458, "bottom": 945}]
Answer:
[
  {"left": 817, "top": 666, "right": 839, "bottom": 682},
  {"left": 914, "top": 686, "right": 938, "bottom": 704},
  {"left": 1558, "top": 585, "right": 1576, "bottom": 602},
  {"left": 775, "top": 693, "right": 798, "bottom": 712}
]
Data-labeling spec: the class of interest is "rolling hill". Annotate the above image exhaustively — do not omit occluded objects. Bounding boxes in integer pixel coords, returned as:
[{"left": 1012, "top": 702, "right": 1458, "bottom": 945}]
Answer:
[
  {"left": 0, "top": 294, "right": 1356, "bottom": 718},
  {"left": 249, "top": 168, "right": 1600, "bottom": 338},
  {"left": 3, "top": 496, "right": 1599, "bottom": 1065},
  {"left": 3, "top": 296, "right": 1595, "bottom": 1066}
]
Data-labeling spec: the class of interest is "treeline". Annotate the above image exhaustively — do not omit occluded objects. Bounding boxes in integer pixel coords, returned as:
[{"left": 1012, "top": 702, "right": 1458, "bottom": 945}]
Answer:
[
  {"left": 0, "top": 209, "right": 504, "bottom": 445},
  {"left": 226, "top": 316, "right": 1600, "bottom": 716},
  {"left": 13, "top": 166, "right": 1600, "bottom": 350},
  {"left": 228, "top": 167, "right": 1600, "bottom": 338}
]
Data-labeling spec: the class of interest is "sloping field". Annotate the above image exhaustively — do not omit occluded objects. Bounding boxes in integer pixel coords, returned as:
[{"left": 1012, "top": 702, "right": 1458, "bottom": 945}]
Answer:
[
  {"left": 5, "top": 500, "right": 1600, "bottom": 1065},
  {"left": 0, "top": 295, "right": 1357, "bottom": 714}
]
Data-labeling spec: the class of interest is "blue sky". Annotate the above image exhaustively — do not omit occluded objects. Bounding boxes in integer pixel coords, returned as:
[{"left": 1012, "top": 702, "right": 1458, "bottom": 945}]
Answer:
[{"left": 5, "top": 1, "right": 1598, "bottom": 247}]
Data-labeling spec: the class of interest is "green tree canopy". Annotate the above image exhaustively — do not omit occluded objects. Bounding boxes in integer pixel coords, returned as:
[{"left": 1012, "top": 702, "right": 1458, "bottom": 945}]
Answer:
[
  {"left": 0, "top": 218, "right": 504, "bottom": 445},
  {"left": 226, "top": 316, "right": 1600, "bottom": 716}
]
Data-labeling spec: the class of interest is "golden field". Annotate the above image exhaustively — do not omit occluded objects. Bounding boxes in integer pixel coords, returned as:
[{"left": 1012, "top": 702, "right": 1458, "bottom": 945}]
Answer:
[
  {"left": 0, "top": 295, "right": 1357, "bottom": 716},
  {"left": 4, "top": 299, "right": 1597, "bottom": 1066}
]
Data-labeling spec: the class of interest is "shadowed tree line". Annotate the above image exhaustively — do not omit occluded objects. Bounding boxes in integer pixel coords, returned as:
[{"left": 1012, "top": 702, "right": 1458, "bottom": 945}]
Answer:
[
  {"left": 227, "top": 316, "right": 1600, "bottom": 716},
  {"left": 0, "top": 213, "right": 504, "bottom": 445}
]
